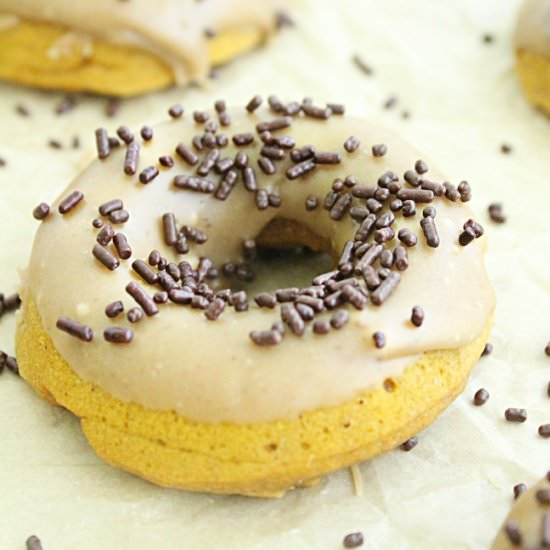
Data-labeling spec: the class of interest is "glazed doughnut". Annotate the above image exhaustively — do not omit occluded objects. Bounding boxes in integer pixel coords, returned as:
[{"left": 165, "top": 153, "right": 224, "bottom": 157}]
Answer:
[
  {"left": 515, "top": 0, "right": 550, "bottom": 114},
  {"left": 0, "top": 0, "right": 283, "bottom": 96},
  {"left": 16, "top": 96, "right": 495, "bottom": 497},
  {"left": 491, "top": 471, "right": 550, "bottom": 549}
]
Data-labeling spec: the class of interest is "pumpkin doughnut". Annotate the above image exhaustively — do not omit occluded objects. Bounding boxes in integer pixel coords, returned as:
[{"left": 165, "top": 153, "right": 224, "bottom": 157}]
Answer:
[
  {"left": 16, "top": 97, "right": 495, "bottom": 497},
  {"left": 0, "top": 1, "right": 284, "bottom": 96},
  {"left": 491, "top": 471, "right": 550, "bottom": 549},
  {"left": 515, "top": 0, "right": 550, "bottom": 115}
]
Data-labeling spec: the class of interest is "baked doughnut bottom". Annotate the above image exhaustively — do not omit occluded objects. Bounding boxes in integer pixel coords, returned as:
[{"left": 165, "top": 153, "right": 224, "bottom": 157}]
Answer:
[
  {"left": 516, "top": 48, "right": 550, "bottom": 115},
  {"left": 17, "top": 292, "right": 491, "bottom": 497}
]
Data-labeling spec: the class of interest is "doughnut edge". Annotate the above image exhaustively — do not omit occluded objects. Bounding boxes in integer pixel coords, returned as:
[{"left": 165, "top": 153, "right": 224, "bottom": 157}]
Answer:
[
  {"left": 16, "top": 291, "right": 491, "bottom": 497},
  {"left": 0, "top": 18, "right": 267, "bottom": 96},
  {"left": 516, "top": 48, "right": 550, "bottom": 115}
]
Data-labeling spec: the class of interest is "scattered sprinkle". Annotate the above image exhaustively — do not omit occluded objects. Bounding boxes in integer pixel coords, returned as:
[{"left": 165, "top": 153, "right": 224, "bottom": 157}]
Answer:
[
  {"left": 481, "top": 342, "right": 493, "bottom": 357},
  {"left": 400, "top": 436, "right": 418, "bottom": 451},
  {"left": 504, "top": 408, "right": 528, "bottom": 423},
  {"left": 473, "top": 388, "right": 490, "bottom": 406},
  {"left": 343, "top": 531, "right": 364, "bottom": 548},
  {"left": 488, "top": 203, "right": 506, "bottom": 224},
  {"left": 352, "top": 54, "right": 373, "bottom": 76}
]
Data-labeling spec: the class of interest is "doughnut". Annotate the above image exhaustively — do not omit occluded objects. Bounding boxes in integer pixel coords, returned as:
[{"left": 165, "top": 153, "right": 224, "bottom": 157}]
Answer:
[
  {"left": 0, "top": 1, "right": 283, "bottom": 96},
  {"left": 515, "top": 0, "right": 550, "bottom": 114},
  {"left": 491, "top": 471, "right": 550, "bottom": 549},
  {"left": 16, "top": 96, "right": 495, "bottom": 497}
]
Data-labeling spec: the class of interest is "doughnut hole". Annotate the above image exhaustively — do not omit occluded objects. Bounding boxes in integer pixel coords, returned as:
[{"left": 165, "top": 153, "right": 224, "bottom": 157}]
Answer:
[{"left": 235, "top": 217, "right": 335, "bottom": 292}]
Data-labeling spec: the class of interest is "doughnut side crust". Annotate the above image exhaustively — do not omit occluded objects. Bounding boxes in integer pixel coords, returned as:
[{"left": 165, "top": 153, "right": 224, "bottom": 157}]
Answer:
[
  {"left": 0, "top": 19, "right": 264, "bottom": 96},
  {"left": 516, "top": 48, "right": 550, "bottom": 115},
  {"left": 17, "top": 291, "right": 490, "bottom": 497}
]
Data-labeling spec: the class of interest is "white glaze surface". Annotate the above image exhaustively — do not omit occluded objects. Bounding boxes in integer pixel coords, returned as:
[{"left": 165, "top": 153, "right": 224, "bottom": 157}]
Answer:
[
  {"left": 24, "top": 111, "right": 493, "bottom": 423},
  {"left": 0, "top": 0, "right": 549, "bottom": 548}
]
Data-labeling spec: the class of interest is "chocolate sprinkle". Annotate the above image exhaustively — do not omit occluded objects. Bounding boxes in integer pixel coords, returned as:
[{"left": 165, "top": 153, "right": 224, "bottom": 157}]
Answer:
[
  {"left": 255, "top": 293, "right": 277, "bottom": 308},
  {"left": 168, "top": 104, "right": 183, "bottom": 119},
  {"left": 104, "top": 327, "right": 133, "bottom": 343},
  {"left": 480, "top": 343, "right": 493, "bottom": 358},
  {"left": 505, "top": 408, "right": 528, "bottom": 423},
  {"left": 56, "top": 317, "right": 93, "bottom": 342},
  {"left": 109, "top": 209, "right": 129, "bottom": 224},
  {"left": 372, "top": 144, "right": 388, "bottom": 157},
  {"left": 256, "top": 116, "right": 292, "bottom": 133},
  {"left": 538, "top": 424, "right": 550, "bottom": 438},
  {"left": 95, "top": 128, "right": 110, "bottom": 159},
  {"left": 96, "top": 224, "right": 114, "bottom": 246},
  {"left": 352, "top": 53, "right": 373, "bottom": 76},
  {"left": 473, "top": 388, "right": 490, "bottom": 406},
  {"left": 58, "top": 190, "right": 84, "bottom": 214},
  {"left": 281, "top": 304, "right": 305, "bottom": 335},
  {"left": 415, "top": 159, "right": 428, "bottom": 174},
  {"left": 250, "top": 330, "right": 282, "bottom": 346},
  {"left": 205, "top": 298, "right": 226, "bottom": 320},
  {"left": 343, "top": 532, "right": 364, "bottom": 548},
  {"left": 124, "top": 142, "right": 140, "bottom": 175},
  {"left": 158, "top": 155, "right": 174, "bottom": 168},
  {"left": 99, "top": 199, "right": 123, "bottom": 217},
  {"left": 344, "top": 136, "right": 360, "bottom": 153},
  {"left": 140, "top": 126, "right": 153, "bottom": 141},
  {"left": 127, "top": 307, "right": 144, "bottom": 323},
  {"left": 314, "top": 151, "right": 341, "bottom": 164},
  {"left": 330, "top": 309, "right": 349, "bottom": 329},
  {"left": 139, "top": 166, "right": 159, "bottom": 184},
  {"left": 504, "top": 521, "right": 522, "bottom": 546},
  {"left": 373, "top": 331, "right": 386, "bottom": 348},
  {"left": 286, "top": 159, "right": 316, "bottom": 180},
  {"left": 420, "top": 216, "right": 440, "bottom": 248},
  {"left": 371, "top": 272, "right": 400, "bottom": 305},
  {"left": 105, "top": 301, "right": 124, "bottom": 318},
  {"left": 5, "top": 355, "right": 18, "bottom": 375},
  {"left": 93, "top": 244, "right": 120, "bottom": 270},
  {"left": 176, "top": 143, "right": 199, "bottom": 166},
  {"left": 400, "top": 436, "right": 418, "bottom": 451},
  {"left": 246, "top": 95, "right": 262, "bottom": 113},
  {"left": 174, "top": 175, "right": 215, "bottom": 193},
  {"left": 33, "top": 203, "right": 50, "bottom": 220},
  {"left": 113, "top": 233, "right": 132, "bottom": 259},
  {"left": 126, "top": 281, "right": 158, "bottom": 316},
  {"left": 117, "top": 125, "right": 134, "bottom": 144},
  {"left": 313, "top": 319, "right": 331, "bottom": 334},
  {"left": 500, "top": 143, "right": 513, "bottom": 155},
  {"left": 488, "top": 203, "right": 506, "bottom": 224},
  {"left": 410, "top": 305, "right": 424, "bottom": 327}
]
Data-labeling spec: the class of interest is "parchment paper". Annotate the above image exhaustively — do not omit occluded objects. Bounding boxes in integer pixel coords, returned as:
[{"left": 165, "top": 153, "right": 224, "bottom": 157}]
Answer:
[{"left": 0, "top": 0, "right": 549, "bottom": 548}]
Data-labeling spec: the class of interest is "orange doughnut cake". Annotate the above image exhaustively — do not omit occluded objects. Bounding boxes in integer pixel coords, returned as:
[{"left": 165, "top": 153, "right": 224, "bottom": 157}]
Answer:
[
  {"left": 0, "top": 0, "right": 286, "bottom": 96},
  {"left": 16, "top": 96, "right": 495, "bottom": 496}
]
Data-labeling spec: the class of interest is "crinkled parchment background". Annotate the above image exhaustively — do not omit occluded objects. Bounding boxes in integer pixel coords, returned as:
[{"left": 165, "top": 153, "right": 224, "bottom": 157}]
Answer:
[{"left": 0, "top": 0, "right": 549, "bottom": 548}]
